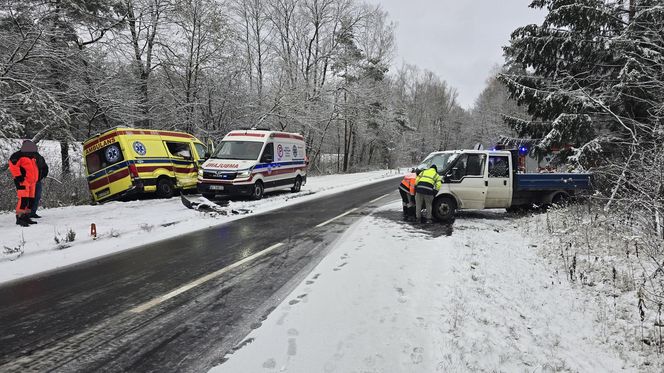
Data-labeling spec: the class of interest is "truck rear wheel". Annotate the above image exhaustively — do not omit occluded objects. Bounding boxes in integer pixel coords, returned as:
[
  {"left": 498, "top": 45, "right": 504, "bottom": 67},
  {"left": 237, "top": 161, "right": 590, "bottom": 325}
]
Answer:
[
  {"left": 552, "top": 192, "right": 570, "bottom": 206},
  {"left": 433, "top": 196, "right": 456, "bottom": 222}
]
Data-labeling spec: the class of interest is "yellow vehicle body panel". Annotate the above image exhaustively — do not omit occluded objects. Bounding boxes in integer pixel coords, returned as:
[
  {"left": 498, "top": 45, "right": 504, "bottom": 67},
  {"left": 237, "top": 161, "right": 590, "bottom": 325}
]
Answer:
[{"left": 83, "top": 127, "right": 207, "bottom": 203}]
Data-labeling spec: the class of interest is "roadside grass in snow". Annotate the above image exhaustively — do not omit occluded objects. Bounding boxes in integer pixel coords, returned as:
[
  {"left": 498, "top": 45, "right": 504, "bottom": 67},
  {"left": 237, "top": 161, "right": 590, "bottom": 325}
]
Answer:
[{"left": 531, "top": 202, "right": 664, "bottom": 369}]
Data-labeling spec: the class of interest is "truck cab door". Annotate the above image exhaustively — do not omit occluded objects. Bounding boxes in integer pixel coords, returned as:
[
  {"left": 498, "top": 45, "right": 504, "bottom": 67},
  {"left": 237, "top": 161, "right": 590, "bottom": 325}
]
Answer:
[
  {"left": 485, "top": 155, "right": 512, "bottom": 208},
  {"left": 445, "top": 153, "right": 487, "bottom": 209}
]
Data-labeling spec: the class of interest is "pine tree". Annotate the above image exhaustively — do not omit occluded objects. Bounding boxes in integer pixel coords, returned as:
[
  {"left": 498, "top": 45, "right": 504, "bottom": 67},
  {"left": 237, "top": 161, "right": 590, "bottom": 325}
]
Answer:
[{"left": 500, "top": 0, "right": 664, "bottom": 165}]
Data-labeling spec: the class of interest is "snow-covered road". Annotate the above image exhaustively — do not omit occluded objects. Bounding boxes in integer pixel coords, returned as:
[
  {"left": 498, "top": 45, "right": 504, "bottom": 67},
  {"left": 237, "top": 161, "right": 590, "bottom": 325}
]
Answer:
[
  {"left": 212, "top": 202, "right": 636, "bottom": 372},
  {"left": 0, "top": 169, "right": 403, "bottom": 284}
]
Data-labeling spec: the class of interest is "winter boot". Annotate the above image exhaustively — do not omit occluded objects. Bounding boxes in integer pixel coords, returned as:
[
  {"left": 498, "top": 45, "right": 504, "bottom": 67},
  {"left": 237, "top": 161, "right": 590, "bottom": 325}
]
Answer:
[
  {"left": 23, "top": 215, "right": 37, "bottom": 225},
  {"left": 29, "top": 212, "right": 42, "bottom": 219},
  {"left": 16, "top": 215, "right": 30, "bottom": 227}
]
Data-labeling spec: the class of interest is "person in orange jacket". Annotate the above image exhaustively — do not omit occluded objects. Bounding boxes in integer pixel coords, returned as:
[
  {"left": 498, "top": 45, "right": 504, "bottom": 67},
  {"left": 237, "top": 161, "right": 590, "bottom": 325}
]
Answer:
[
  {"left": 8, "top": 140, "right": 39, "bottom": 226},
  {"left": 398, "top": 172, "right": 417, "bottom": 219}
]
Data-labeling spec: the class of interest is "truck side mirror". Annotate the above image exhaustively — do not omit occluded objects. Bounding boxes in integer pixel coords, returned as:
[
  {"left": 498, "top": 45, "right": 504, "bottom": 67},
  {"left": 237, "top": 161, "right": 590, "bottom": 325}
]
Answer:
[{"left": 204, "top": 152, "right": 211, "bottom": 159}]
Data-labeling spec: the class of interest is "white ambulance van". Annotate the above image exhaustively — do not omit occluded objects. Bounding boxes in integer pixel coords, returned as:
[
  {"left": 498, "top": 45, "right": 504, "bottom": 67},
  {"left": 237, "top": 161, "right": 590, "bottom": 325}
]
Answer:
[{"left": 197, "top": 130, "right": 307, "bottom": 200}]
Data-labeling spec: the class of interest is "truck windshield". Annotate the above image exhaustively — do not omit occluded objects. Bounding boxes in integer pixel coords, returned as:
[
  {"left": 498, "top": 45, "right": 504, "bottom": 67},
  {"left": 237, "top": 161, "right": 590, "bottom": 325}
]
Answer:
[
  {"left": 213, "top": 141, "right": 264, "bottom": 160},
  {"left": 417, "top": 153, "right": 457, "bottom": 174}
]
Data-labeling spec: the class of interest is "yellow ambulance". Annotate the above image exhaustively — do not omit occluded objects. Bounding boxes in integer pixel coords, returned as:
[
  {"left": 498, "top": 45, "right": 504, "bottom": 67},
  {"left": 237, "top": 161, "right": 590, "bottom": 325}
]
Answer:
[{"left": 83, "top": 127, "right": 208, "bottom": 203}]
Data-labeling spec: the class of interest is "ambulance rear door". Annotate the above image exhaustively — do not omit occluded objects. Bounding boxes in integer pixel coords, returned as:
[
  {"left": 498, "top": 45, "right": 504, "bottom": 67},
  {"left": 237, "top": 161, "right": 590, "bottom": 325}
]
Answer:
[{"left": 84, "top": 134, "right": 130, "bottom": 201}]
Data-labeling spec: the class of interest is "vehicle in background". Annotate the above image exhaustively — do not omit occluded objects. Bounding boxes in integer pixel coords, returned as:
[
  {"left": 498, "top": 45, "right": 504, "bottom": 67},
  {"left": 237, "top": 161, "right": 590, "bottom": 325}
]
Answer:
[
  {"left": 197, "top": 130, "right": 307, "bottom": 200},
  {"left": 83, "top": 127, "right": 208, "bottom": 203},
  {"left": 428, "top": 149, "right": 592, "bottom": 221}
]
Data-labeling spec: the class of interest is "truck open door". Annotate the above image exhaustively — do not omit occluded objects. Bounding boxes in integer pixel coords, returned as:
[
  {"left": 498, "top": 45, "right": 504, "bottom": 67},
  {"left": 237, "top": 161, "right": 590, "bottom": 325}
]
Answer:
[{"left": 485, "top": 154, "right": 513, "bottom": 208}]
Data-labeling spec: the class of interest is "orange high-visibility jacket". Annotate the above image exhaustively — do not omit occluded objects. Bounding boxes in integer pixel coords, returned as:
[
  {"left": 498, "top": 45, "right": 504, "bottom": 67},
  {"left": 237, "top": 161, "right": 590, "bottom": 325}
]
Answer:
[
  {"left": 8, "top": 153, "right": 39, "bottom": 189},
  {"left": 399, "top": 173, "right": 416, "bottom": 195}
]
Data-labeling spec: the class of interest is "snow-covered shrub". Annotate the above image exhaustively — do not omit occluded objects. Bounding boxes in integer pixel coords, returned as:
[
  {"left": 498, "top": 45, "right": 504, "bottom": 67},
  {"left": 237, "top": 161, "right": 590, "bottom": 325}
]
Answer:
[{"left": 534, "top": 198, "right": 664, "bottom": 365}]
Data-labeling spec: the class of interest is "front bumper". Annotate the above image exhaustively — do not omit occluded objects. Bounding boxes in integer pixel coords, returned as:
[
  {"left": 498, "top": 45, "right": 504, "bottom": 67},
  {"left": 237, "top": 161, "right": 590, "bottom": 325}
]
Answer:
[{"left": 197, "top": 182, "right": 253, "bottom": 196}]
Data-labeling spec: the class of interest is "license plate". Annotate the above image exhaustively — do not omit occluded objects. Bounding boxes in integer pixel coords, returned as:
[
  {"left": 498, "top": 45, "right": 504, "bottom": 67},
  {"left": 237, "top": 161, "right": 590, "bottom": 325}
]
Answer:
[
  {"left": 209, "top": 185, "right": 225, "bottom": 191},
  {"left": 96, "top": 188, "right": 110, "bottom": 198}
]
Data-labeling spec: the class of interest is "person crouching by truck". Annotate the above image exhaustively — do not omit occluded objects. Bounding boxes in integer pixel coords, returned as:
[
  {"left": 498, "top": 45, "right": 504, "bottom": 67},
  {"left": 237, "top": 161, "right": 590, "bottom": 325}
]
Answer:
[
  {"left": 8, "top": 140, "right": 40, "bottom": 226},
  {"left": 415, "top": 164, "right": 442, "bottom": 223},
  {"left": 398, "top": 172, "right": 417, "bottom": 220}
]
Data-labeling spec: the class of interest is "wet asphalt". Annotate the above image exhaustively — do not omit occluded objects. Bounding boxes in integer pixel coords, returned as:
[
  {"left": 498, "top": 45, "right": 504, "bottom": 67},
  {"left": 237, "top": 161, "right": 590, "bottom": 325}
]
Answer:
[{"left": 0, "top": 177, "right": 402, "bottom": 373}]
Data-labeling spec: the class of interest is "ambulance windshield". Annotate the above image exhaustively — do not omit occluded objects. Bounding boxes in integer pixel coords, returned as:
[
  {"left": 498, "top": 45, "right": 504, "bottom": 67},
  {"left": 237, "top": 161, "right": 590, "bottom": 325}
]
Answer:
[{"left": 213, "top": 141, "right": 264, "bottom": 160}]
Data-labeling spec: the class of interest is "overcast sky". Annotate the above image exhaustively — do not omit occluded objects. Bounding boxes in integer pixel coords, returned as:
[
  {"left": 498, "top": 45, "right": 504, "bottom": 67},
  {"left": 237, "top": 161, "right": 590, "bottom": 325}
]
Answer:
[{"left": 372, "top": 0, "right": 544, "bottom": 108}]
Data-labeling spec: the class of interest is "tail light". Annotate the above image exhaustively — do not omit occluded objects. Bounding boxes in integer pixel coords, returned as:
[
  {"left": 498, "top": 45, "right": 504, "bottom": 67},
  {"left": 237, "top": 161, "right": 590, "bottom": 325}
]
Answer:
[{"left": 128, "top": 164, "right": 139, "bottom": 178}]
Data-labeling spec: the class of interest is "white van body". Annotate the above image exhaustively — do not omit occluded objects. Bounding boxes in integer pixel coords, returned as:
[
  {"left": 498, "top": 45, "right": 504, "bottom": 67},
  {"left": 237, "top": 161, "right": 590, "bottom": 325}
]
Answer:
[{"left": 197, "top": 130, "right": 307, "bottom": 199}]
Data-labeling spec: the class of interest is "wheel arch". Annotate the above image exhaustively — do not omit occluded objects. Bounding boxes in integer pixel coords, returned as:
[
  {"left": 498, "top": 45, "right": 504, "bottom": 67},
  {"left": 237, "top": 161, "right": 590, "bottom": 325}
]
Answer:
[{"left": 434, "top": 193, "right": 459, "bottom": 209}]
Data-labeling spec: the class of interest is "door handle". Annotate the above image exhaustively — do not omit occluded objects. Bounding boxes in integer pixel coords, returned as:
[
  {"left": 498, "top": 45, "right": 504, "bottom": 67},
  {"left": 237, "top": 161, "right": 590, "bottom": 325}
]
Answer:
[
  {"left": 504, "top": 180, "right": 507, "bottom": 186},
  {"left": 484, "top": 180, "right": 488, "bottom": 187}
]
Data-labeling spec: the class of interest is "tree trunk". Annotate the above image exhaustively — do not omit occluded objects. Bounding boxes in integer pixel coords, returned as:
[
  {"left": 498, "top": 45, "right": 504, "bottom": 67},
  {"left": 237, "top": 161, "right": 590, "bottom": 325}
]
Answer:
[{"left": 60, "top": 140, "right": 70, "bottom": 178}]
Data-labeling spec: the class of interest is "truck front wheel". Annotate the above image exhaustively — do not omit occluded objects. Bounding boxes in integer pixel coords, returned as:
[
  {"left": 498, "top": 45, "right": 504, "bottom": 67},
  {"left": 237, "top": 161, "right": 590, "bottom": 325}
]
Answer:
[{"left": 433, "top": 196, "right": 456, "bottom": 222}]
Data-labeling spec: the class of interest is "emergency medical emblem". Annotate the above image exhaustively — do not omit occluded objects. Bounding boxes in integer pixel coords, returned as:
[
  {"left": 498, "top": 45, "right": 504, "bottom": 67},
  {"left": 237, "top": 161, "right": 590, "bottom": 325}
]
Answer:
[
  {"left": 292, "top": 145, "right": 298, "bottom": 158},
  {"left": 105, "top": 144, "right": 121, "bottom": 163},
  {"left": 133, "top": 141, "right": 147, "bottom": 156},
  {"left": 277, "top": 144, "right": 284, "bottom": 159}
]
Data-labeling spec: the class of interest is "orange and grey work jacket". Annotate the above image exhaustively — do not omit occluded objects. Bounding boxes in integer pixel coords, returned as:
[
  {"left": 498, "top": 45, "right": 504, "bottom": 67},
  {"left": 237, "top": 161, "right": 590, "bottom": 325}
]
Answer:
[{"left": 398, "top": 173, "right": 416, "bottom": 195}]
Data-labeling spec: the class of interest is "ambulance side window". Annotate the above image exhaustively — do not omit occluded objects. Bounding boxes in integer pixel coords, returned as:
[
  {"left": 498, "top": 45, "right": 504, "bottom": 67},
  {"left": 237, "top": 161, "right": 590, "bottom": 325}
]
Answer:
[
  {"left": 261, "top": 143, "right": 274, "bottom": 163},
  {"left": 166, "top": 142, "right": 192, "bottom": 160}
]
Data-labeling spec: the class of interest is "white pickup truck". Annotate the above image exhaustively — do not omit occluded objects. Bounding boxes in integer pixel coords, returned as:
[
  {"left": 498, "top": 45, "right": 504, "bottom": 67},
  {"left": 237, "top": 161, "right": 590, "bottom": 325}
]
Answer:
[{"left": 412, "top": 149, "right": 592, "bottom": 222}]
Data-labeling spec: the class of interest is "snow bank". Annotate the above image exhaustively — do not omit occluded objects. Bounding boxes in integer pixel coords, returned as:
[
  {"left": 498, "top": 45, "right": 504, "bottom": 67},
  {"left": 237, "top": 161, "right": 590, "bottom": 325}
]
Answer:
[
  {"left": 212, "top": 203, "right": 641, "bottom": 372},
  {"left": 0, "top": 169, "right": 404, "bottom": 284}
]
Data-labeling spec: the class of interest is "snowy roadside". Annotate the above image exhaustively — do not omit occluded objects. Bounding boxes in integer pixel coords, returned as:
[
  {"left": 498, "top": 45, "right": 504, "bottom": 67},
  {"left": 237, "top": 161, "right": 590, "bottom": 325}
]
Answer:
[
  {"left": 0, "top": 169, "right": 403, "bottom": 285},
  {"left": 212, "top": 202, "right": 643, "bottom": 373}
]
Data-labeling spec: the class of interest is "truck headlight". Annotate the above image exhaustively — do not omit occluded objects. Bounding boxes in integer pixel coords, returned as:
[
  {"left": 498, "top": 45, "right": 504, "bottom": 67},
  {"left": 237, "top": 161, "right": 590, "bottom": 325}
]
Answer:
[
  {"left": 198, "top": 169, "right": 204, "bottom": 177},
  {"left": 237, "top": 171, "right": 251, "bottom": 178}
]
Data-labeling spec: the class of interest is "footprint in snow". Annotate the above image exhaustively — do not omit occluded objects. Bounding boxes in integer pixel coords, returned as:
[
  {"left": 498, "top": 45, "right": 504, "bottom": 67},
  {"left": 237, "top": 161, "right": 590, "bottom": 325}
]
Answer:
[
  {"left": 276, "top": 312, "right": 288, "bottom": 325},
  {"left": 333, "top": 263, "right": 347, "bottom": 271},
  {"left": 287, "top": 338, "right": 297, "bottom": 356},
  {"left": 262, "top": 358, "right": 276, "bottom": 369},
  {"left": 410, "top": 347, "right": 424, "bottom": 364}
]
